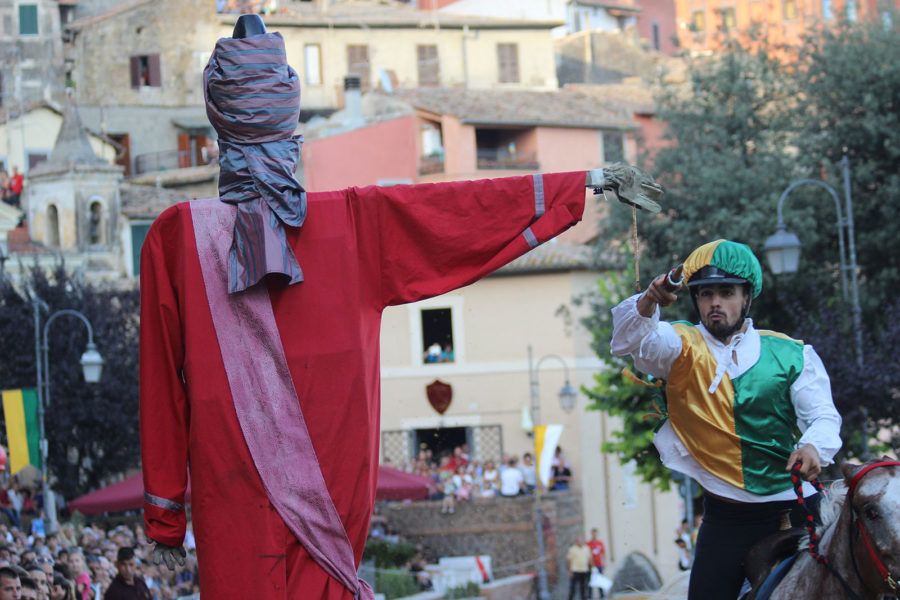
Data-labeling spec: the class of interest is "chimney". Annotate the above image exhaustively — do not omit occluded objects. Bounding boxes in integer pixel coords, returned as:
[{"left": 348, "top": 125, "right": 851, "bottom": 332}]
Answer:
[{"left": 343, "top": 75, "right": 364, "bottom": 127}]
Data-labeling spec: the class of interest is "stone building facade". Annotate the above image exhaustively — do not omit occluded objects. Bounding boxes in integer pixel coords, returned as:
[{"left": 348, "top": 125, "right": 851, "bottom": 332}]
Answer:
[
  {"left": 26, "top": 98, "right": 123, "bottom": 271},
  {"left": 0, "top": 0, "right": 67, "bottom": 112},
  {"left": 383, "top": 492, "right": 586, "bottom": 599},
  {"left": 63, "top": 0, "right": 564, "bottom": 176}
]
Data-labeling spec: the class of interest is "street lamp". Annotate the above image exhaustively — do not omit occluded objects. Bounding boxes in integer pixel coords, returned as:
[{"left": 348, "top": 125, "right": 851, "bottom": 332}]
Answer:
[
  {"left": 762, "top": 155, "right": 862, "bottom": 366},
  {"left": 527, "top": 344, "right": 577, "bottom": 600},
  {"left": 33, "top": 301, "right": 104, "bottom": 533}
]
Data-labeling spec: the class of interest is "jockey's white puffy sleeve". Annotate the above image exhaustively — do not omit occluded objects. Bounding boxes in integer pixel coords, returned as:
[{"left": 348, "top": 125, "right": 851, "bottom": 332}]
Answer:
[
  {"left": 610, "top": 294, "right": 683, "bottom": 380},
  {"left": 792, "top": 346, "right": 843, "bottom": 466}
]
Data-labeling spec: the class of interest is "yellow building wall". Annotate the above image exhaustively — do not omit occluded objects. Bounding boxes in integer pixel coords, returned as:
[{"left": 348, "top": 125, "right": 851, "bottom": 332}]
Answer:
[{"left": 379, "top": 265, "right": 684, "bottom": 584}]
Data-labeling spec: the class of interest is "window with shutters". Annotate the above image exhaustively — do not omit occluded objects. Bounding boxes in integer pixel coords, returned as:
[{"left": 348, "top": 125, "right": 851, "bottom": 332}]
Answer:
[
  {"left": 783, "top": 0, "right": 798, "bottom": 19},
  {"left": 497, "top": 43, "right": 519, "bottom": 84},
  {"left": 304, "top": 44, "right": 322, "bottom": 86},
  {"left": 602, "top": 131, "right": 625, "bottom": 163},
  {"left": 19, "top": 4, "right": 38, "bottom": 35},
  {"left": 690, "top": 10, "right": 705, "bottom": 32},
  {"left": 417, "top": 44, "right": 439, "bottom": 86},
  {"left": 346, "top": 45, "right": 370, "bottom": 91},
  {"left": 130, "top": 55, "right": 162, "bottom": 88},
  {"left": 720, "top": 7, "right": 736, "bottom": 31}
]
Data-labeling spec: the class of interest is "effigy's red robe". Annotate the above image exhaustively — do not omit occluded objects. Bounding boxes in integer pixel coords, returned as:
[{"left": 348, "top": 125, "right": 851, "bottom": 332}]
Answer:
[{"left": 140, "top": 172, "right": 587, "bottom": 599}]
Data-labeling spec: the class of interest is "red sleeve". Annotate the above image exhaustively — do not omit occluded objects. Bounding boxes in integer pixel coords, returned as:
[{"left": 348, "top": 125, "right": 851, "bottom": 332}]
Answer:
[
  {"left": 352, "top": 171, "right": 587, "bottom": 307},
  {"left": 139, "top": 205, "right": 190, "bottom": 546}
]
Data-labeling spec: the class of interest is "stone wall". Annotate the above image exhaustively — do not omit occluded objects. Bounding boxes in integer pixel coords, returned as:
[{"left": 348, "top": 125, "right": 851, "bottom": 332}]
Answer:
[{"left": 383, "top": 491, "right": 583, "bottom": 599}]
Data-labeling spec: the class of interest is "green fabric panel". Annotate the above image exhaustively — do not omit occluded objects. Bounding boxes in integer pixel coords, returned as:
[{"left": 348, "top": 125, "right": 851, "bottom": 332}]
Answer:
[
  {"left": 731, "top": 334, "right": 804, "bottom": 494},
  {"left": 709, "top": 240, "right": 763, "bottom": 297},
  {"left": 21, "top": 388, "right": 42, "bottom": 471}
]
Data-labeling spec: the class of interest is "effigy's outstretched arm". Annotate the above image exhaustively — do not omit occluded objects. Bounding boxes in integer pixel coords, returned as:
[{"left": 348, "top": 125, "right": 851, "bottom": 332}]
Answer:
[{"left": 586, "top": 163, "right": 664, "bottom": 213}]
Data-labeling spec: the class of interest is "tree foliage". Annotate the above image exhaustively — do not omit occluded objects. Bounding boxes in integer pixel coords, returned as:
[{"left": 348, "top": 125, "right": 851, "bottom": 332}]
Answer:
[
  {"left": 579, "top": 273, "right": 673, "bottom": 490},
  {"left": 0, "top": 265, "right": 140, "bottom": 501},
  {"left": 587, "top": 11, "right": 900, "bottom": 481}
]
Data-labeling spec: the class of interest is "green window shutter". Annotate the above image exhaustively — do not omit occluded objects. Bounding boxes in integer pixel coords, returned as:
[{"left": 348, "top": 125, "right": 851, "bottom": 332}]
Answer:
[
  {"left": 19, "top": 5, "right": 38, "bottom": 35},
  {"left": 131, "top": 224, "right": 151, "bottom": 276}
]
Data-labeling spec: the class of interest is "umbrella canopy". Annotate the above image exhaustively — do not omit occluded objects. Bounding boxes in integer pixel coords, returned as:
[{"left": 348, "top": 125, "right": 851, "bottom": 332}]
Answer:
[
  {"left": 375, "top": 465, "right": 435, "bottom": 501},
  {"left": 69, "top": 466, "right": 432, "bottom": 514}
]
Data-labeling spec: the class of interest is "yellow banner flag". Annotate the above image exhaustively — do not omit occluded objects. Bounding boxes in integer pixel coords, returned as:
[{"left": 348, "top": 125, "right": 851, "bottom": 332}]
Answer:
[
  {"left": 534, "top": 424, "right": 563, "bottom": 488},
  {"left": 2, "top": 389, "right": 42, "bottom": 474}
]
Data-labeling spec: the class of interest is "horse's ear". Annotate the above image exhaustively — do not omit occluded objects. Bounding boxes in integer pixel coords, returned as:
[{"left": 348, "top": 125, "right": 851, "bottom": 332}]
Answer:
[{"left": 841, "top": 461, "right": 863, "bottom": 483}]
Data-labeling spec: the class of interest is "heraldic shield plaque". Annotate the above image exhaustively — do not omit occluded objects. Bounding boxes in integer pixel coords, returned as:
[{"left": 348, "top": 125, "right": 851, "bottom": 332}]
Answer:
[{"left": 426, "top": 379, "right": 452, "bottom": 415}]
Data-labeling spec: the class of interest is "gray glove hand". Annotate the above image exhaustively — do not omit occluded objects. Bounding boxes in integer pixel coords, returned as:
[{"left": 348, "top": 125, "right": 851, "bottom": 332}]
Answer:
[
  {"left": 150, "top": 539, "right": 186, "bottom": 571},
  {"left": 596, "top": 163, "right": 664, "bottom": 213}
]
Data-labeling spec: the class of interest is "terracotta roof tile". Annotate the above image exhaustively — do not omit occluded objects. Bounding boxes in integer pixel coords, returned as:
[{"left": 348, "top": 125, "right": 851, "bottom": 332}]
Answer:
[
  {"left": 495, "top": 242, "right": 617, "bottom": 274},
  {"left": 120, "top": 184, "right": 194, "bottom": 219},
  {"left": 7, "top": 225, "right": 50, "bottom": 255},
  {"left": 391, "top": 87, "right": 637, "bottom": 130}
]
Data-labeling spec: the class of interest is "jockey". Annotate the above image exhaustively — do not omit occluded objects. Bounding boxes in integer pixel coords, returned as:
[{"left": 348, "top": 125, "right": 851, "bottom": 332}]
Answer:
[{"left": 609, "top": 239, "right": 843, "bottom": 600}]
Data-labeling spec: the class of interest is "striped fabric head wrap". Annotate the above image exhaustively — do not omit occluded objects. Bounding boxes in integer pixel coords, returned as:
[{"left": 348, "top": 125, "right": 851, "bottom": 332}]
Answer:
[{"left": 204, "top": 32, "right": 306, "bottom": 293}]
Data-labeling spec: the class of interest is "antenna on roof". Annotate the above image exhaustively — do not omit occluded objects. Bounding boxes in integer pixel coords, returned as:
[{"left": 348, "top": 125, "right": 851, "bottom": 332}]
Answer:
[{"left": 233, "top": 14, "right": 266, "bottom": 39}]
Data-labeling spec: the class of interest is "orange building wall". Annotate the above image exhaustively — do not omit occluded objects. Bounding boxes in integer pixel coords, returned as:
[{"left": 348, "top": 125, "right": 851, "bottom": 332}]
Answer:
[
  {"left": 535, "top": 127, "right": 603, "bottom": 172},
  {"left": 302, "top": 116, "right": 419, "bottom": 192},
  {"left": 675, "top": 0, "right": 897, "bottom": 52}
]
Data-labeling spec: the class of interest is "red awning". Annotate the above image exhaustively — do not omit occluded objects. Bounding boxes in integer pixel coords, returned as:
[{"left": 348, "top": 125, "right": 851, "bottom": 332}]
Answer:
[
  {"left": 68, "top": 474, "right": 192, "bottom": 516},
  {"left": 69, "top": 465, "right": 433, "bottom": 514}
]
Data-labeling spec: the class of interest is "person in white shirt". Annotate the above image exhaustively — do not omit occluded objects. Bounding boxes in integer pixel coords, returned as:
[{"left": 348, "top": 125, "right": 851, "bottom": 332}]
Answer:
[
  {"left": 520, "top": 453, "right": 538, "bottom": 493},
  {"left": 499, "top": 458, "right": 524, "bottom": 497},
  {"left": 610, "top": 239, "right": 841, "bottom": 600}
]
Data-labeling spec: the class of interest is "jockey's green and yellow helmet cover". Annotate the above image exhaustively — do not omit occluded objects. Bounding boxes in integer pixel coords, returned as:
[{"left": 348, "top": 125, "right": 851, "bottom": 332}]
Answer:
[{"left": 682, "top": 240, "right": 763, "bottom": 298}]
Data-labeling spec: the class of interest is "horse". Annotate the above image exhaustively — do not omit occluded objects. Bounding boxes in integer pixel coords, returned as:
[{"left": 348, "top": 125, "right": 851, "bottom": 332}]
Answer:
[{"left": 743, "top": 458, "right": 900, "bottom": 600}]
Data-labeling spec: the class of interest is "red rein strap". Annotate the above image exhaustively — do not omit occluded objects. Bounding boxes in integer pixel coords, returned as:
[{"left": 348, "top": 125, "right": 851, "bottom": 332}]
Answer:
[
  {"left": 790, "top": 463, "right": 829, "bottom": 565},
  {"left": 847, "top": 460, "right": 900, "bottom": 591}
]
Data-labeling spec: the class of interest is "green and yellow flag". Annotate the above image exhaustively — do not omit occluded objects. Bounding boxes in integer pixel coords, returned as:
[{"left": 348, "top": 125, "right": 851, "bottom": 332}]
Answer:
[{"left": 2, "top": 389, "right": 42, "bottom": 473}]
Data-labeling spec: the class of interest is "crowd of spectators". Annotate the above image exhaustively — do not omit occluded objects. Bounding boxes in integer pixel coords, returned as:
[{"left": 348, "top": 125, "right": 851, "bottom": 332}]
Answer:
[
  {"left": 0, "top": 477, "right": 199, "bottom": 600},
  {"left": 401, "top": 444, "right": 574, "bottom": 514}
]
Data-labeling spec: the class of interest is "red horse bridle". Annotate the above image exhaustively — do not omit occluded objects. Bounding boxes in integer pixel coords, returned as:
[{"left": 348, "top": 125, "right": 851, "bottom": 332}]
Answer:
[
  {"left": 792, "top": 460, "right": 900, "bottom": 598},
  {"left": 845, "top": 460, "right": 900, "bottom": 592}
]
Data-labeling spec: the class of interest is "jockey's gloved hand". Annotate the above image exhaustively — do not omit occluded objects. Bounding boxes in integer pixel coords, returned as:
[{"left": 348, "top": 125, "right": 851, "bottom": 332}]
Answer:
[
  {"left": 149, "top": 538, "right": 187, "bottom": 571},
  {"left": 586, "top": 163, "right": 664, "bottom": 213}
]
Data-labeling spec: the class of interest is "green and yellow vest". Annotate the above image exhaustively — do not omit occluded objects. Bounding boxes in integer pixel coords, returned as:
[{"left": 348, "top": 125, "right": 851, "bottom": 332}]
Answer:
[{"left": 666, "top": 323, "right": 805, "bottom": 495}]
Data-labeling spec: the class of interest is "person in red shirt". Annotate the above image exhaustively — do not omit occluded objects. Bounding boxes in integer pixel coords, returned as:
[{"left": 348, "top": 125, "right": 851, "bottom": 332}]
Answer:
[
  {"left": 587, "top": 528, "right": 607, "bottom": 598},
  {"left": 8, "top": 167, "right": 23, "bottom": 208}
]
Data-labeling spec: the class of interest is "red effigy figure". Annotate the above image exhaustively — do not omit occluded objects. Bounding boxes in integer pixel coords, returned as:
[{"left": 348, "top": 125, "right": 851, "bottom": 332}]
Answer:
[{"left": 140, "top": 14, "right": 662, "bottom": 600}]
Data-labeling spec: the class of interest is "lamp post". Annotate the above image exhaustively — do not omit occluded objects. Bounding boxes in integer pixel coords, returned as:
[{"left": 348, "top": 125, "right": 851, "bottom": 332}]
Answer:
[
  {"left": 33, "top": 301, "right": 104, "bottom": 533},
  {"left": 762, "top": 155, "right": 862, "bottom": 366},
  {"left": 527, "top": 344, "right": 577, "bottom": 600}
]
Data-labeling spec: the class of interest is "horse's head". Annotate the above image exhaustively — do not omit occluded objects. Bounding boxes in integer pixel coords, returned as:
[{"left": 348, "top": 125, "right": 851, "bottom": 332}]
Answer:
[{"left": 841, "top": 457, "right": 900, "bottom": 595}]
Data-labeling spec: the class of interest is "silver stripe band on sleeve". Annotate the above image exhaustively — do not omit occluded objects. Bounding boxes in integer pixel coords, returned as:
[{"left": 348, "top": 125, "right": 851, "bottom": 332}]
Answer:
[
  {"left": 144, "top": 492, "right": 185, "bottom": 513},
  {"left": 523, "top": 227, "right": 539, "bottom": 249},
  {"left": 532, "top": 174, "right": 545, "bottom": 219}
]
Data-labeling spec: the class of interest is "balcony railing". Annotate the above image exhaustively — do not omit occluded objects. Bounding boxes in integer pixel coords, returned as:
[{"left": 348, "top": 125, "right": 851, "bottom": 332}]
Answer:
[
  {"left": 476, "top": 149, "right": 539, "bottom": 170},
  {"left": 418, "top": 154, "right": 445, "bottom": 175}
]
